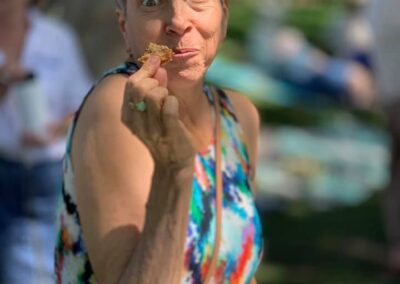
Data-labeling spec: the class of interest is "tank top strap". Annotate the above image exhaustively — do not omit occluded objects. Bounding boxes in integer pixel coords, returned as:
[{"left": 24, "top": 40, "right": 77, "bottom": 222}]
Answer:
[
  {"left": 205, "top": 86, "right": 241, "bottom": 121},
  {"left": 207, "top": 86, "right": 253, "bottom": 179}
]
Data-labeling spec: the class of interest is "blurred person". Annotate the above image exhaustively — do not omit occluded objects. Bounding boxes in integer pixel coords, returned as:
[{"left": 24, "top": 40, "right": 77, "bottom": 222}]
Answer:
[
  {"left": 368, "top": 0, "right": 400, "bottom": 275},
  {"left": 325, "top": 0, "right": 373, "bottom": 70},
  {"left": 54, "top": 0, "right": 263, "bottom": 283},
  {"left": 248, "top": 1, "right": 375, "bottom": 109},
  {"left": 46, "top": 0, "right": 126, "bottom": 76},
  {"left": 0, "top": 0, "right": 91, "bottom": 283}
]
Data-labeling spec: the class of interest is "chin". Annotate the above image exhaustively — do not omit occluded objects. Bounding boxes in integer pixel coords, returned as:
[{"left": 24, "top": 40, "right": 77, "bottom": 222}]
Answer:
[{"left": 167, "top": 65, "right": 207, "bottom": 85}]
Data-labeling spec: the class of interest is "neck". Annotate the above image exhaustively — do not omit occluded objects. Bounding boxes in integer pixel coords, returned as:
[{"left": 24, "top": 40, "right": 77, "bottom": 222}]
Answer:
[
  {"left": 168, "top": 79, "right": 214, "bottom": 152},
  {"left": 0, "top": 7, "right": 28, "bottom": 44},
  {"left": 169, "top": 79, "right": 210, "bottom": 125}
]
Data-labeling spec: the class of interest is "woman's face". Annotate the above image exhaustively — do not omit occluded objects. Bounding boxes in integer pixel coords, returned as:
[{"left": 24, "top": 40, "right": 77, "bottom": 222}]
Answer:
[{"left": 118, "top": 0, "right": 228, "bottom": 84}]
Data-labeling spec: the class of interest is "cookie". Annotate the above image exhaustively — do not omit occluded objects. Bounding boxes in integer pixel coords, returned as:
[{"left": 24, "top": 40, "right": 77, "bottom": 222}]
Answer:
[{"left": 138, "top": 43, "right": 174, "bottom": 65}]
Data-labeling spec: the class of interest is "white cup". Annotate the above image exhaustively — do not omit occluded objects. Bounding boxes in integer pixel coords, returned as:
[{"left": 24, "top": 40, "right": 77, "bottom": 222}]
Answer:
[{"left": 13, "top": 74, "right": 48, "bottom": 139}]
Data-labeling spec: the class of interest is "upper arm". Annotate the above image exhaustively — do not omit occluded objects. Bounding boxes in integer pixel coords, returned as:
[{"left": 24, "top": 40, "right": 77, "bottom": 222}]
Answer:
[
  {"left": 71, "top": 75, "right": 153, "bottom": 283},
  {"left": 224, "top": 89, "right": 260, "bottom": 189}
]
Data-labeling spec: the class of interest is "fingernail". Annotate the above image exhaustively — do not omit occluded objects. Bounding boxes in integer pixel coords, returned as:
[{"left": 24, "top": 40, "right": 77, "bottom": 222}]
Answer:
[{"left": 148, "top": 56, "right": 159, "bottom": 66}]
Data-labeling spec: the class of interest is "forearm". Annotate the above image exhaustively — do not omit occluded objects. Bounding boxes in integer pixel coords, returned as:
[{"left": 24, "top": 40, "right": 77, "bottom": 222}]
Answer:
[{"left": 119, "top": 164, "right": 194, "bottom": 284}]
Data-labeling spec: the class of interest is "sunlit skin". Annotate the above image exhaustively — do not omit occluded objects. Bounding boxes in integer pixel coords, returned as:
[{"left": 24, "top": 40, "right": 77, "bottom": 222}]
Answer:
[
  {"left": 70, "top": 0, "right": 260, "bottom": 283},
  {"left": 118, "top": 0, "right": 228, "bottom": 97},
  {"left": 114, "top": 0, "right": 230, "bottom": 155}
]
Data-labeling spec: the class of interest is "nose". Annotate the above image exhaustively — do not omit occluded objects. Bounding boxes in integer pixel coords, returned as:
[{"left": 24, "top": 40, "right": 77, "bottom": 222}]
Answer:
[{"left": 165, "top": 2, "right": 192, "bottom": 36}]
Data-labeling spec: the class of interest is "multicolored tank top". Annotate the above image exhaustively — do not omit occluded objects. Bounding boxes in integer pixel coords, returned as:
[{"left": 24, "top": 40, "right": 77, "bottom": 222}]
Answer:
[{"left": 55, "top": 62, "right": 264, "bottom": 284}]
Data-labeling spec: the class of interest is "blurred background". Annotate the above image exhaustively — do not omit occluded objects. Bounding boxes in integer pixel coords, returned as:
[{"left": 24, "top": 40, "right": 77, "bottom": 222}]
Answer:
[{"left": 2, "top": 0, "right": 400, "bottom": 283}]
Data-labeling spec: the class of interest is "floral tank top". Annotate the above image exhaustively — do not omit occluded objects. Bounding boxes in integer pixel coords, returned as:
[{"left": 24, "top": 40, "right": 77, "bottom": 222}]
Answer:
[{"left": 55, "top": 62, "right": 264, "bottom": 284}]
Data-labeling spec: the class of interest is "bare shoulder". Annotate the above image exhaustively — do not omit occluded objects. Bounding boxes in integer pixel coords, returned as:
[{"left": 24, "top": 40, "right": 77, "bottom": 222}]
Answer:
[
  {"left": 75, "top": 74, "right": 128, "bottom": 126},
  {"left": 223, "top": 89, "right": 260, "bottom": 133},
  {"left": 72, "top": 73, "right": 154, "bottom": 178},
  {"left": 72, "top": 73, "right": 152, "bottom": 158},
  {"left": 223, "top": 89, "right": 260, "bottom": 181}
]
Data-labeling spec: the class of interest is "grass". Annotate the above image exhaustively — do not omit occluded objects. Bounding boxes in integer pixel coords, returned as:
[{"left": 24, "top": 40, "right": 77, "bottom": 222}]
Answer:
[{"left": 255, "top": 194, "right": 400, "bottom": 283}]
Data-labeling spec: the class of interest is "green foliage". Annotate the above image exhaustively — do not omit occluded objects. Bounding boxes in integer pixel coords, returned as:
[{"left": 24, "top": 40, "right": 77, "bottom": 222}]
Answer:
[
  {"left": 226, "top": 1, "right": 257, "bottom": 43},
  {"left": 285, "top": 4, "right": 339, "bottom": 52},
  {"left": 259, "top": 103, "right": 386, "bottom": 129},
  {"left": 255, "top": 194, "right": 398, "bottom": 283},
  {"left": 225, "top": 1, "right": 346, "bottom": 55}
]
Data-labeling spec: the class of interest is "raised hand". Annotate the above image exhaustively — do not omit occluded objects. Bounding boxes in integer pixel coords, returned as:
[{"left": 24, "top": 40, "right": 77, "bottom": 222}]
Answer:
[{"left": 121, "top": 56, "right": 195, "bottom": 170}]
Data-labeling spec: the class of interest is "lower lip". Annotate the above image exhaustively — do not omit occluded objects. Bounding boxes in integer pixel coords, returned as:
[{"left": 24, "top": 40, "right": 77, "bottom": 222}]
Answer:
[{"left": 173, "top": 51, "right": 199, "bottom": 59}]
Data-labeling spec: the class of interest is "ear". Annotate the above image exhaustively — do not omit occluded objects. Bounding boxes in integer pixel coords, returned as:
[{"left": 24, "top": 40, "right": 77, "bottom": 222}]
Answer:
[
  {"left": 115, "top": 8, "right": 129, "bottom": 48},
  {"left": 220, "top": 0, "right": 229, "bottom": 41}
]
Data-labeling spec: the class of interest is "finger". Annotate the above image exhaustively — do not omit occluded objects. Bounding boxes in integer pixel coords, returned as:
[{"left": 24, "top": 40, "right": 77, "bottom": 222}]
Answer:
[
  {"left": 122, "top": 77, "right": 159, "bottom": 140},
  {"left": 121, "top": 81, "right": 143, "bottom": 129},
  {"left": 146, "top": 86, "right": 168, "bottom": 110},
  {"left": 127, "top": 77, "right": 159, "bottom": 103},
  {"left": 123, "top": 79, "right": 144, "bottom": 111},
  {"left": 162, "top": 95, "right": 181, "bottom": 137},
  {"left": 121, "top": 92, "right": 147, "bottom": 140},
  {"left": 130, "top": 55, "right": 161, "bottom": 83},
  {"left": 122, "top": 77, "right": 154, "bottom": 121},
  {"left": 145, "top": 87, "right": 168, "bottom": 142},
  {"left": 121, "top": 104, "right": 146, "bottom": 139},
  {"left": 153, "top": 67, "right": 168, "bottom": 88}
]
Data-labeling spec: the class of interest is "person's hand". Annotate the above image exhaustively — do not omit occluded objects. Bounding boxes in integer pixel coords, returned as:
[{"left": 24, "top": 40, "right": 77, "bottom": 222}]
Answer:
[
  {"left": 20, "top": 122, "right": 67, "bottom": 147},
  {"left": 21, "top": 132, "right": 53, "bottom": 147},
  {"left": 0, "top": 63, "right": 28, "bottom": 100},
  {"left": 121, "top": 56, "right": 195, "bottom": 170}
]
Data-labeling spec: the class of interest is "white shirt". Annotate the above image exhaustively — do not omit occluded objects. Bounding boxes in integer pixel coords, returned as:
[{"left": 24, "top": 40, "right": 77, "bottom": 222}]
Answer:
[{"left": 0, "top": 9, "right": 92, "bottom": 164}]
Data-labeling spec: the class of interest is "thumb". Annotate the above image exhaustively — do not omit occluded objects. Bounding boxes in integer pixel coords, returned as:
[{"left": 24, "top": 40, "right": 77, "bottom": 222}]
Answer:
[{"left": 134, "top": 55, "right": 161, "bottom": 80}]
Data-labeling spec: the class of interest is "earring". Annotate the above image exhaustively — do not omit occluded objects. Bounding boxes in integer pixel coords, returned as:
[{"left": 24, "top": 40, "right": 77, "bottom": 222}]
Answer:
[{"left": 126, "top": 48, "right": 134, "bottom": 62}]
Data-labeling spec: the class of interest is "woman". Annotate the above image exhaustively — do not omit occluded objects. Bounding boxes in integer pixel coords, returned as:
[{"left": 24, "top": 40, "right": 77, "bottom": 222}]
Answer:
[
  {"left": 55, "top": 0, "right": 263, "bottom": 283},
  {"left": 0, "top": 0, "right": 91, "bottom": 283}
]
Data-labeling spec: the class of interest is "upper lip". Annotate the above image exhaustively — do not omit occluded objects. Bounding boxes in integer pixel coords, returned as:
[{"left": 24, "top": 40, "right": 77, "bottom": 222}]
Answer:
[{"left": 173, "top": 48, "right": 199, "bottom": 54}]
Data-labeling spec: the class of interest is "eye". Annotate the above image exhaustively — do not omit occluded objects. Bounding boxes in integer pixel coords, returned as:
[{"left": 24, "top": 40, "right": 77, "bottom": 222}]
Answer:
[{"left": 141, "top": 0, "right": 161, "bottom": 7}]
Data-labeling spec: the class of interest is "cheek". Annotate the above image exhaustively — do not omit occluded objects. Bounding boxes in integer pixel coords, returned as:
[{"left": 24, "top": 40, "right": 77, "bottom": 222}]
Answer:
[
  {"left": 126, "top": 18, "right": 164, "bottom": 56},
  {"left": 198, "top": 13, "right": 224, "bottom": 39},
  {"left": 197, "top": 17, "right": 224, "bottom": 57}
]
